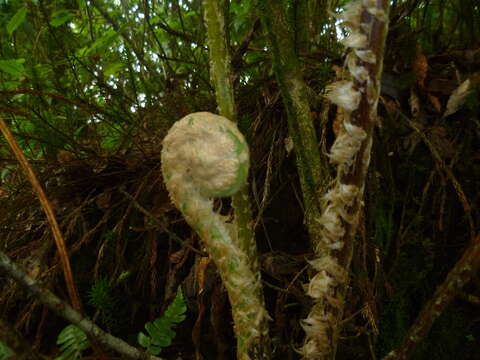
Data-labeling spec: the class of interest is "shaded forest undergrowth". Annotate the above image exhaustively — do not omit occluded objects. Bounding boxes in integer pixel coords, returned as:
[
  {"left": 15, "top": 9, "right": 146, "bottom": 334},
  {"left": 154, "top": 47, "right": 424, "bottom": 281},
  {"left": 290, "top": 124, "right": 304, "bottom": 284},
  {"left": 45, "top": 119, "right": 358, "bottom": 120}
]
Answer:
[{"left": 1, "top": 1, "right": 480, "bottom": 359}]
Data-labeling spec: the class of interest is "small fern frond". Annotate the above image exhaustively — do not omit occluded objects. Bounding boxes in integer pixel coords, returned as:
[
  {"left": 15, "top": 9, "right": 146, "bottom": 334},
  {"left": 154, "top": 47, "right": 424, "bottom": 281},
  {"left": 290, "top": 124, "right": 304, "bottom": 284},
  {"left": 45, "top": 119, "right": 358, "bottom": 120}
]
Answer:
[
  {"left": 137, "top": 286, "right": 187, "bottom": 355},
  {"left": 163, "top": 286, "right": 187, "bottom": 323},
  {"left": 55, "top": 324, "right": 90, "bottom": 360}
]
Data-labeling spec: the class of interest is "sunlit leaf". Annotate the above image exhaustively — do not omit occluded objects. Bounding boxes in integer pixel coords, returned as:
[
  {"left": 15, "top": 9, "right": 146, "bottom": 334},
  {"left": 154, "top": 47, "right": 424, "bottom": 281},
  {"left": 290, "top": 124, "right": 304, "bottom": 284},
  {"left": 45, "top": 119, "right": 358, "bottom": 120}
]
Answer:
[
  {"left": 443, "top": 79, "right": 471, "bottom": 118},
  {"left": 50, "top": 10, "right": 75, "bottom": 27},
  {"left": 104, "top": 62, "right": 125, "bottom": 76},
  {"left": 7, "top": 6, "right": 28, "bottom": 36},
  {"left": 0, "top": 59, "right": 26, "bottom": 77},
  {"left": 1, "top": 81, "right": 21, "bottom": 90},
  {"left": 137, "top": 332, "right": 151, "bottom": 348},
  {"left": 148, "top": 16, "right": 161, "bottom": 25},
  {"left": 85, "top": 29, "right": 120, "bottom": 55}
]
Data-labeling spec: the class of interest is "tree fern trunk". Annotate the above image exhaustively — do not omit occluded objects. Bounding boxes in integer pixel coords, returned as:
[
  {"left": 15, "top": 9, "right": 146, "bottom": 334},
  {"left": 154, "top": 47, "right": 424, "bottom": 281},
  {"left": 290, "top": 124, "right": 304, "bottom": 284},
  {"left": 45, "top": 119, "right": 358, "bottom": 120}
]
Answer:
[
  {"left": 302, "top": 1, "right": 390, "bottom": 358},
  {"left": 262, "top": 0, "right": 331, "bottom": 249}
]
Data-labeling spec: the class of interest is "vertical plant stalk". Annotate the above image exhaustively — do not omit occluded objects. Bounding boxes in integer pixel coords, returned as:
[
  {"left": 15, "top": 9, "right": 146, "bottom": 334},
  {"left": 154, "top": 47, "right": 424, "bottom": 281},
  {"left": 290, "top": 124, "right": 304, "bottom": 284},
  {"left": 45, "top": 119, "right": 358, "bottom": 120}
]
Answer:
[
  {"left": 202, "top": 1, "right": 270, "bottom": 356},
  {"left": 262, "top": 0, "right": 331, "bottom": 247},
  {"left": 383, "top": 233, "right": 480, "bottom": 360},
  {"left": 202, "top": 0, "right": 236, "bottom": 121},
  {"left": 203, "top": 2, "right": 270, "bottom": 356},
  {"left": 0, "top": 117, "right": 82, "bottom": 313},
  {"left": 202, "top": 0, "right": 261, "bottom": 282},
  {"left": 302, "top": 1, "right": 390, "bottom": 358},
  {"left": 161, "top": 112, "right": 270, "bottom": 360}
]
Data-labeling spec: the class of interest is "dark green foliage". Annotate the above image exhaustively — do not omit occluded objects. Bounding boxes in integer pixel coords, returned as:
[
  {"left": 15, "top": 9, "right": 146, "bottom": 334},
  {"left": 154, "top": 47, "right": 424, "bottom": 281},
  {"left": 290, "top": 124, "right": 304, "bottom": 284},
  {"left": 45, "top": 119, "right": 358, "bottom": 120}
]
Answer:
[
  {"left": 6, "top": 6, "right": 27, "bottom": 36},
  {"left": 87, "top": 277, "right": 117, "bottom": 327},
  {"left": 414, "top": 308, "right": 477, "bottom": 360},
  {"left": 88, "top": 277, "right": 114, "bottom": 310},
  {"left": 377, "top": 240, "right": 435, "bottom": 356},
  {"left": 138, "top": 287, "right": 187, "bottom": 355},
  {"left": 0, "top": 341, "right": 13, "bottom": 360}
]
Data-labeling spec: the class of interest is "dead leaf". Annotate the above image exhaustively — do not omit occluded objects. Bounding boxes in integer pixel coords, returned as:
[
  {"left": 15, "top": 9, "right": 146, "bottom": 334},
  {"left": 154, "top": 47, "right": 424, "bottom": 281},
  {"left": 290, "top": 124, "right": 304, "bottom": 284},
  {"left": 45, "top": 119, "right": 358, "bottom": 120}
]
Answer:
[
  {"left": 95, "top": 191, "right": 111, "bottom": 209},
  {"left": 413, "top": 45, "right": 428, "bottom": 90},
  {"left": 196, "top": 256, "right": 211, "bottom": 295},
  {"left": 333, "top": 106, "right": 344, "bottom": 137},
  {"left": 409, "top": 89, "right": 421, "bottom": 118},
  {"left": 443, "top": 79, "right": 471, "bottom": 117},
  {"left": 427, "top": 93, "right": 442, "bottom": 113}
]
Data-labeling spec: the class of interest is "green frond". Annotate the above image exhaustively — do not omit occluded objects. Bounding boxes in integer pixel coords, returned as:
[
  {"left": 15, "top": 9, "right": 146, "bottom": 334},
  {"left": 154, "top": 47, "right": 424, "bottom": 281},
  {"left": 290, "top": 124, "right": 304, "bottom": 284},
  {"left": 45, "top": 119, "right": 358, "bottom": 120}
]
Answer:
[
  {"left": 55, "top": 325, "right": 90, "bottom": 360},
  {"left": 137, "top": 286, "right": 187, "bottom": 355}
]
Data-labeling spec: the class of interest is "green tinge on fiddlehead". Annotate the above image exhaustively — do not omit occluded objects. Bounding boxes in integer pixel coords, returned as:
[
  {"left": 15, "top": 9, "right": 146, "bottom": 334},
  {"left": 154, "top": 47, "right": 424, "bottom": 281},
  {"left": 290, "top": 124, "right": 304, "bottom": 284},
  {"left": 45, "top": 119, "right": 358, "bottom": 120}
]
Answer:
[{"left": 161, "top": 112, "right": 269, "bottom": 360}]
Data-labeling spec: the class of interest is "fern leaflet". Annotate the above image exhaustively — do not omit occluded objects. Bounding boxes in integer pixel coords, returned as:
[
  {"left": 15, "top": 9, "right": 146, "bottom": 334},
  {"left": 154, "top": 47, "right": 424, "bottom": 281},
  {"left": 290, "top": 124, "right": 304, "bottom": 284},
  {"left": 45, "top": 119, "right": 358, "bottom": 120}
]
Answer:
[
  {"left": 138, "top": 286, "right": 187, "bottom": 355},
  {"left": 55, "top": 324, "right": 90, "bottom": 360}
]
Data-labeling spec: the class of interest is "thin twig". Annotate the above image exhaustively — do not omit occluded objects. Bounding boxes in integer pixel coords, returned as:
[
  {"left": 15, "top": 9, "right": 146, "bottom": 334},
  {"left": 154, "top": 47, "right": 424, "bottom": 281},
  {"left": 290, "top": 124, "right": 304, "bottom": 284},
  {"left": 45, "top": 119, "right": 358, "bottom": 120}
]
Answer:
[
  {"left": 0, "top": 250, "right": 163, "bottom": 360},
  {"left": 0, "top": 117, "right": 82, "bottom": 313},
  {"left": 407, "top": 119, "right": 475, "bottom": 240}
]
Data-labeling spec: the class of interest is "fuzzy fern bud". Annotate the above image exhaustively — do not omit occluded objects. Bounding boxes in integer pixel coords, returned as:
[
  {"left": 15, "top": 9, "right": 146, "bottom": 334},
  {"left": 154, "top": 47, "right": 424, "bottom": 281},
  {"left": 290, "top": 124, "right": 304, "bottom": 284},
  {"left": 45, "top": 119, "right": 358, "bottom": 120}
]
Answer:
[
  {"left": 161, "top": 112, "right": 269, "bottom": 360},
  {"left": 161, "top": 112, "right": 249, "bottom": 201}
]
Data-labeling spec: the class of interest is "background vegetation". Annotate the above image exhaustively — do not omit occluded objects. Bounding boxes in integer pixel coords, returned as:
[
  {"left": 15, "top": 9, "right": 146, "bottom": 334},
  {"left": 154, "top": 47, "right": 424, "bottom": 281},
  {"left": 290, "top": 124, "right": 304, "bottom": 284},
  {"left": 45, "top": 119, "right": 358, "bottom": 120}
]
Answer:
[{"left": 0, "top": 0, "right": 479, "bottom": 359}]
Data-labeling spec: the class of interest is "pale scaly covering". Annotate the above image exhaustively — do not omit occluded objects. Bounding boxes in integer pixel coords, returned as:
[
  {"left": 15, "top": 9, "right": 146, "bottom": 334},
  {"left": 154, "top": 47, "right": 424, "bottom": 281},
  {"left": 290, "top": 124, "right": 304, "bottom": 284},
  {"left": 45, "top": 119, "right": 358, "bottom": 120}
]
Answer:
[{"left": 161, "top": 112, "right": 269, "bottom": 360}]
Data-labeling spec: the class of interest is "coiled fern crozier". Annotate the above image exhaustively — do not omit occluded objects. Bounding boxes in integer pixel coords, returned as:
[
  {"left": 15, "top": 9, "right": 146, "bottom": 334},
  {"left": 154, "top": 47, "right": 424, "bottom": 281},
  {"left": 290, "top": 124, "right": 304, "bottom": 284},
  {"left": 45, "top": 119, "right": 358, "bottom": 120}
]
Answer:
[{"left": 161, "top": 112, "right": 269, "bottom": 360}]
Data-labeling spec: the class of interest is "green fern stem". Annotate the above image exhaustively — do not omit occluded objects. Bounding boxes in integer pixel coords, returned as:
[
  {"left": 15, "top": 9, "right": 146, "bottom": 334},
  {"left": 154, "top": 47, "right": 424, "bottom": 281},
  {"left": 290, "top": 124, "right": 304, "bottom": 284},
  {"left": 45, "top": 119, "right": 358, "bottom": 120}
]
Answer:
[
  {"left": 202, "top": 0, "right": 264, "bottom": 295},
  {"left": 261, "top": 0, "right": 330, "bottom": 250},
  {"left": 161, "top": 112, "right": 269, "bottom": 360}
]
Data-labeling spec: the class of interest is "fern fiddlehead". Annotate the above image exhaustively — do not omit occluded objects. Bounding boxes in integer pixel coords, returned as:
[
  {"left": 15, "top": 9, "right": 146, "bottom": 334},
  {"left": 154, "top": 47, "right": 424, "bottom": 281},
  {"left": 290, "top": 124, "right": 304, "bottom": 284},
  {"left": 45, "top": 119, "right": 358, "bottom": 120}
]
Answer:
[{"left": 161, "top": 112, "right": 269, "bottom": 360}]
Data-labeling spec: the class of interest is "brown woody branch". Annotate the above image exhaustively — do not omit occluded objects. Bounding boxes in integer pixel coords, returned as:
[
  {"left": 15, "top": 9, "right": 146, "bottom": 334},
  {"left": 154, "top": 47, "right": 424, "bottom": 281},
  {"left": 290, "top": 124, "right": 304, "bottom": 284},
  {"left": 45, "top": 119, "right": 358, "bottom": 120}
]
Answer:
[{"left": 0, "top": 249, "right": 163, "bottom": 360}]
